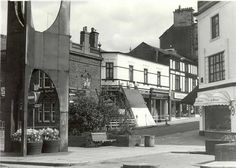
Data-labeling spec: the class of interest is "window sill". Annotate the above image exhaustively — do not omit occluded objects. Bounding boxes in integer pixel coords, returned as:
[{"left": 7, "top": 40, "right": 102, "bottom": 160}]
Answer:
[{"left": 210, "top": 36, "right": 220, "bottom": 43}]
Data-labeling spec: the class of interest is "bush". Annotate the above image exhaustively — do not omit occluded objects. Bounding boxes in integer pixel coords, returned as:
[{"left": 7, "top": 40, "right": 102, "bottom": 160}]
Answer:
[{"left": 69, "top": 95, "right": 120, "bottom": 135}]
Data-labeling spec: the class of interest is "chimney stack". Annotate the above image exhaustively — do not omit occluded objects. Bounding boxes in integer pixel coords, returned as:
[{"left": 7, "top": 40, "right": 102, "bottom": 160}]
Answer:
[
  {"left": 80, "top": 26, "right": 90, "bottom": 52},
  {"left": 89, "top": 27, "right": 99, "bottom": 48}
]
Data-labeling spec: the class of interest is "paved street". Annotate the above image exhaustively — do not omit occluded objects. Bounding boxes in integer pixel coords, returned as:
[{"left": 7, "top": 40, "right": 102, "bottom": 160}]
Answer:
[{"left": 0, "top": 130, "right": 214, "bottom": 168}]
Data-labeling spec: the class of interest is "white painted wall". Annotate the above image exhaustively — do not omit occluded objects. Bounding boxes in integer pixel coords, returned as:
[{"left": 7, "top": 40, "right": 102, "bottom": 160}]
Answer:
[
  {"left": 101, "top": 52, "right": 169, "bottom": 91},
  {"left": 198, "top": 2, "right": 236, "bottom": 88}
]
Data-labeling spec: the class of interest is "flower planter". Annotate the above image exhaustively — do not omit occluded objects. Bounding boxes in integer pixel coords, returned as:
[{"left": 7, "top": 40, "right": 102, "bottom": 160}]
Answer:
[
  {"left": 215, "top": 143, "right": 236, "bottom": 161},
  {"left": 108, "top": 134, "right": 141, "bottom": 147},
  {"left": 205, "top": 139, "right": 230, "bottom": 155},
  {"left": 27, "top": 142, "right": 43, "bottom": 155},
  {"left": 42, "top": 140, "right": 60, "bottom": 153},
  {"left": 12, "top": 141, "right": 21, "bottom": 153}
]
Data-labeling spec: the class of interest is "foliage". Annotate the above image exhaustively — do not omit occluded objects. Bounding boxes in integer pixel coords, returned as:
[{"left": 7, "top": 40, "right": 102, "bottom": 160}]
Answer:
[
  {"left": 40, "top": 127, "right": 60, "bottom": 141},
  {"left": 11, "top": 128, "right": 42, "bottom": 143},
  {"left": 221, "top": 134, "right": 236, "bottom": 143},
  {"left": 69, "top": 95, "right": 120, "bottom": 135}
]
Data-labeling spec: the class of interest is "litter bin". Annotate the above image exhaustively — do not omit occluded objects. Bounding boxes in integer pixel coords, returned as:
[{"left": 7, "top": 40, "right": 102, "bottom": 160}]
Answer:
[{"left": 144, "top": 135, "right": 155, "bottom": 147}]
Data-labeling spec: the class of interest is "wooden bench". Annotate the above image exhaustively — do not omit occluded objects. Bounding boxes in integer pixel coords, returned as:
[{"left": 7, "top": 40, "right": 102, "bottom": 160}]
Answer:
[{"left": 91, "top": 132, "right": 116, "bottom": 146}]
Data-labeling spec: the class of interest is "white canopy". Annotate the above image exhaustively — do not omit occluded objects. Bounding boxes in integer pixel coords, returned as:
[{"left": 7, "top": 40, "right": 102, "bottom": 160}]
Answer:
[{"left": 194, "top": 91, "right": 231, "bottom": 106}]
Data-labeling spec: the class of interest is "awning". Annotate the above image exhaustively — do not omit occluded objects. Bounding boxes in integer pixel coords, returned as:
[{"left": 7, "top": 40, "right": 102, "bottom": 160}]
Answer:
[
  {"left": 122, "top": 88, "right": 156, "bottom": 127},
  {"left": 194, "top": 91, "right": 231, "bottom": 106},
  {"left": 181, "top": 85, "right": 198, "bottom": 105}
]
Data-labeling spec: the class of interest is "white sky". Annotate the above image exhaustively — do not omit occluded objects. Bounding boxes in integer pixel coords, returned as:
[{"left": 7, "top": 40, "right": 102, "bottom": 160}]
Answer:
[{"left": 0, "top": 0, "right": 197, "bottom": 52}]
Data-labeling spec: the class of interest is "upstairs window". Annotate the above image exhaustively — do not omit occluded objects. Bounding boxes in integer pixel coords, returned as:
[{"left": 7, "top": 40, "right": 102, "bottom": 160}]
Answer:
[
  {"left": 157, "top": 71, "right": 161, "bottom": 86},
  {"left": 208, "top": 52, "right": 225, "bottom": 83},
  {"left": 185, "top": 77, "right": 189, "bottom": 92},
  {"left": 175, "top": 61, "right": 180, "bottom": 71},
  {"left": 175, "top": 75, "right": 180, "bottom": 91},
  {"left": 106, "top": 62, "right": 114, "bottom": 79},
  {"left": 129, "top": 65, "right": 133, "bottom": 81},
  {"left": 211, "top": 14, "right": 219, "bottom": 39},
  {"left": 144, "top": 69, "right": 148, "bottom": 84}
]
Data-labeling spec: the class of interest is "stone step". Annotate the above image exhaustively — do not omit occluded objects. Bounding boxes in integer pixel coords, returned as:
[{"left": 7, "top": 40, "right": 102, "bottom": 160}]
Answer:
[{"left": 200, "top": 161, "right": 236, "bottom": 168}]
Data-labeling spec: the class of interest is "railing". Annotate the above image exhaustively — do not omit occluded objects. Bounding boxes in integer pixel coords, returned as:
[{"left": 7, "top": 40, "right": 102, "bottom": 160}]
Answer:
[{"left": 107, "top": 119, "right": 136, "bottom": 129}]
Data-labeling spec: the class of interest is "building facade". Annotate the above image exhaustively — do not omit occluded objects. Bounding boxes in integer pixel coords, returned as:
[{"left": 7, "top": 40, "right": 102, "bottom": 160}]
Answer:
[
  {"left": 195, "top": 1, "right": 236, "bottom": 134},
  {"left": 129, "top": 42, "right": 198, "bottom": 119},
  {"left": 101, "top": 51, "right": 170, "bottom": 122},
  {"left": 159, "top": 6, "right": 198, "bottom": 62},
  {"left": 69, "top": 27, "right": 102, "bottom": 99}
]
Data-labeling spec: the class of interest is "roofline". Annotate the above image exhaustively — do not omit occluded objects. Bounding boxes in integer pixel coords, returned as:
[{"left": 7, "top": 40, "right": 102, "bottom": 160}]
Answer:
[{"left": 195, "top": 1, "right": 219, "bottom": 16}]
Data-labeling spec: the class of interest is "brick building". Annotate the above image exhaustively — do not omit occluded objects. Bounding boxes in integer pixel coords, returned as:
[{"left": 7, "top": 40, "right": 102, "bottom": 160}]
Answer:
[
  {"left": 159, "top": 6, "right": 198, "bottom": 62},
  {"left": 0, "top": 26, "right": 102, "bottom": 128},
  {"left": 69, "top": 26, "right": 102, "bottom": 98}
]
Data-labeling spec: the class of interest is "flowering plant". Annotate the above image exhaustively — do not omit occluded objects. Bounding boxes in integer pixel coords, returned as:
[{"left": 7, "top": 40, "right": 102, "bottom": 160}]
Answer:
[
  {"left": 40, "top": 127, "right": 60, "bottom": 141},
  {"left": 11, "top": 128, "right": 42, "bottom": 143}
]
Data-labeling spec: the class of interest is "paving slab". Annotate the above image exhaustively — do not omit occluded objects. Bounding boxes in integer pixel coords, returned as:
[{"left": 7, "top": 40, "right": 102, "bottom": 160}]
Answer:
[
  {"left": 200, "top": 161, "right": 236, "bottom": 168},
  {"left": 0, "top": 145, "right": 205, "bottom": 167}
]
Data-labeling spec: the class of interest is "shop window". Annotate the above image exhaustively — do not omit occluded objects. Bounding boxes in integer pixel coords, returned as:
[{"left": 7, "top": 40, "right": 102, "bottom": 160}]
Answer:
[
  {"left": 208, "top": 52, "right": 225, "bottom": 83},
  {"left": 106, "top": 62, "right": 114, "bottom": 79}
]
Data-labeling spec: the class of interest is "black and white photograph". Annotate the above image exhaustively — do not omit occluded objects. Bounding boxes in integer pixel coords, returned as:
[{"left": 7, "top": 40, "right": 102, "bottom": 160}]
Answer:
[{"left": 0, "top": 0, "right": 236, "bottom": 167}]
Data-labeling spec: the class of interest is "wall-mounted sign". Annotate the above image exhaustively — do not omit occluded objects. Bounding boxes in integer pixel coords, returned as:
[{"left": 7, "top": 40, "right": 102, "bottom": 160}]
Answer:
[{"left": 174, "top": 92, "right": 187, "bottom": 99}]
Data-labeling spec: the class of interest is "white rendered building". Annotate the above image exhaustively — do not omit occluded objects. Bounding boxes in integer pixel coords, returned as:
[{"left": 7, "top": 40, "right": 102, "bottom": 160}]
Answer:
[{"left": 195, "top": 1, "right": 236, "bottom": 134}]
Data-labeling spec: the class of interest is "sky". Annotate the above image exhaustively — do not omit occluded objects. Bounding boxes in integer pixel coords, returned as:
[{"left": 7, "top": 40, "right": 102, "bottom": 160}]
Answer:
[{"left": 0, "top": 0, "right": 197, "bottom": 52}]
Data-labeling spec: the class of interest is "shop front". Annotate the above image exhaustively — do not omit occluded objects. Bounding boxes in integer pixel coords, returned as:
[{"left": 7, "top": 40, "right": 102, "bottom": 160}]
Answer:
[{"left": 194, "top": 89, "right": 236, "bottom": 135}]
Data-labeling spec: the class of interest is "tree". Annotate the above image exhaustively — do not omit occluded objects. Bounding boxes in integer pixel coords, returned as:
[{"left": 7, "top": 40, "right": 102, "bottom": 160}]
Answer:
[{"left": 68, "top": 94, "right": 120, "bottom": 135}]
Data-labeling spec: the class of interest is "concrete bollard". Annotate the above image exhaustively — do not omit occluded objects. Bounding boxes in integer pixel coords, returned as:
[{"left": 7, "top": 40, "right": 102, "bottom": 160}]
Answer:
[
  {"left": 122, "top": 163, "right": 159, "bottom": 168},
  {"left": 144, "top": 135, "right": 155, "bottom": 147}
]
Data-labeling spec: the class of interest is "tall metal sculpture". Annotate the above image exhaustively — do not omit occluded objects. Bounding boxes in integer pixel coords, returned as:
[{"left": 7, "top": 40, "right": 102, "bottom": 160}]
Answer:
[{"left": 5, "top": 1, "right": 70, "bottom": 155}]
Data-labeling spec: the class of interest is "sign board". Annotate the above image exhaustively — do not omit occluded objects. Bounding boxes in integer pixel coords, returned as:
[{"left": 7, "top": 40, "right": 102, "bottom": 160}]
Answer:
[
  {"left": 174, "top": 92, "right": 187, "bottom": 99},
  {"left": 28, "top": 91, "right": 40, "bottom": 104}
]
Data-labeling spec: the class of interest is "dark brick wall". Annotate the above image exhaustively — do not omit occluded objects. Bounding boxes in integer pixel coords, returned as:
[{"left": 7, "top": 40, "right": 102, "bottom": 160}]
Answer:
[
  {"left": 69, "top": 54, "right": 101, "bottom": 96},
  {"left": 160, "top": 25, "right": 197, "bottom": 60}
]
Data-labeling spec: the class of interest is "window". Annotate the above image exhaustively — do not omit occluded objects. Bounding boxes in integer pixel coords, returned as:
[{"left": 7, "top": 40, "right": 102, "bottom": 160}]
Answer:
[
  {"left": 185, "top": 77, "right": 189, "bottom": 92},
  {"left": 39, "top": 71, "right": 44, "bottom": 88},
  {"left": 37, "top": 104, "right": 43, "bottom": 122},
  {"left": 185, "top": 63, "right": 188, "bottom": 73},
  {"left": 175, "top": 75, "right": 180, "bottom": 91},
  {"left": 192, "top": 79, "right": 197, "bottom": 89},
  {"left": 211, "top": 14, "right": 219, "bottom": 39},
  {"left": 144, "top": 69, "right": 148, "bottom": 84},
  {"left": 38, "top": 102, "right": 56, "bottom": 123},
  {"left": 39, "top": 71, "right": 53, "bottom": 88},
  {"left": 157, "top": 71, "right": 161, "bottom": 86},
  {"left": 208, "top": 52, "right": 225, "bottom": 83},
  {"left": 175, "top": 61, "right": 180, "bottom": 71},
  {"left": 106, "top": 62, "right": 114, "bottom": 79},
  {"left": 51, "top": 103, "right": 55, "bottom": 123},
  {"left": 129, "top": 65, "right": 133, "bottom": 81},
  {"left": 43, "top": 103, "right": 51, "bottom": 122},
  {"left": 44, "top": 74, "right": 51, "bottom": 88}
]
